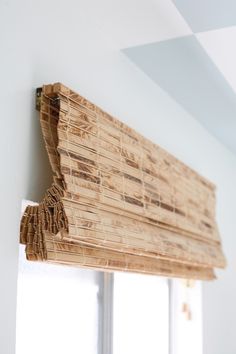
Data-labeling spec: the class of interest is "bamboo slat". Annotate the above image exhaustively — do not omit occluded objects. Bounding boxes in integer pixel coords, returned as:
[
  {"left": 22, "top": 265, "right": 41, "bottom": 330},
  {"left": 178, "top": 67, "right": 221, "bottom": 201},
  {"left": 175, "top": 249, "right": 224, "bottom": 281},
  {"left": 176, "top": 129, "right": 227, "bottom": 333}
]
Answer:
[{"left": 20, "top": 83, "right": 226, "bottom": 280}]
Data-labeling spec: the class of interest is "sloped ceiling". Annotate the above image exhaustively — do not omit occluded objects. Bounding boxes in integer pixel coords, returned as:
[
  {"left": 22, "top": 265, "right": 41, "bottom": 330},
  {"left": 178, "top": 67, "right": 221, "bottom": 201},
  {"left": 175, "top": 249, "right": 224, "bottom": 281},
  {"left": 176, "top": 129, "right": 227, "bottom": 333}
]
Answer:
[{"left": 87, "top": 0, "right": 236, "bottom": 155}]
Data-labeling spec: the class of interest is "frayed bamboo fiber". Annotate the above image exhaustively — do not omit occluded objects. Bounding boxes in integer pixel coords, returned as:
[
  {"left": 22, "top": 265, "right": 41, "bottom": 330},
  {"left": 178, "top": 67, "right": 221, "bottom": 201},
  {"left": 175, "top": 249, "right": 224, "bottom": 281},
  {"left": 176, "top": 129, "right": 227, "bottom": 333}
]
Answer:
[{"left": 20, "top": 83, "right": 226, "bottom": 280}]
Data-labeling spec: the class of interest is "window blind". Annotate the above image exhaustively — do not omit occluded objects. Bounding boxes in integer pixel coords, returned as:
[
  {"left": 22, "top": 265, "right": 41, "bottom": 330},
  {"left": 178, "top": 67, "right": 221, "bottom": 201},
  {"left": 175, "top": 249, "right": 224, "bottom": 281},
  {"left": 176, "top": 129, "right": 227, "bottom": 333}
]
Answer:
[{"left": 20, "top": 83, "right": 226, "bottom": 280}]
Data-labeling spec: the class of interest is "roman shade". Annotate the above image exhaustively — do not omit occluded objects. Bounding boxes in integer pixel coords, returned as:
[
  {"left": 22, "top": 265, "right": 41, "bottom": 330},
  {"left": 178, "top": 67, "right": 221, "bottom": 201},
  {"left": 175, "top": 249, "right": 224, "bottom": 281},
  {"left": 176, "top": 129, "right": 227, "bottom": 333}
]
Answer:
[{"left": 20, "top": 83, "right": 226, "bottom": 280}]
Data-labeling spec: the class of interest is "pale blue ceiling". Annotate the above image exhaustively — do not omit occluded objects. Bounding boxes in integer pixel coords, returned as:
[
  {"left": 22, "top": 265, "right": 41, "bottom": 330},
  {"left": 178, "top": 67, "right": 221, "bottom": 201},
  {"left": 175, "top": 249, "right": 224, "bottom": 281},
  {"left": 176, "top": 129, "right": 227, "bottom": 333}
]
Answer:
[
  {"left": 123, "top": 35, "right": 236, "bottom": 154},
  {"left": 173, "top": 0, "right": 236, "bottom": 32}
]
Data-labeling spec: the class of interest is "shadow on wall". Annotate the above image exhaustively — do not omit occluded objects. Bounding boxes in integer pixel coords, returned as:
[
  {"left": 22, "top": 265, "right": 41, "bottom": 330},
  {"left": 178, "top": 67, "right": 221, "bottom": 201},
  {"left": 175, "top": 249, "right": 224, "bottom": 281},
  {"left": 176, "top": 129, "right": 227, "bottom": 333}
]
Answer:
[{"left": 25, "top": 88, "right": 52, "bottom": 203}]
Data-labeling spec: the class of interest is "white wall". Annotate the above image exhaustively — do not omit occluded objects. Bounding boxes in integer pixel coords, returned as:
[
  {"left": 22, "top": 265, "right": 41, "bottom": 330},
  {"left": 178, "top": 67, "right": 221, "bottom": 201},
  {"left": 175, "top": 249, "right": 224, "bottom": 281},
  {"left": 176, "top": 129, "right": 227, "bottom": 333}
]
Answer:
[{"left": 0, "top": 1, "right": 236, "bottom": 353}]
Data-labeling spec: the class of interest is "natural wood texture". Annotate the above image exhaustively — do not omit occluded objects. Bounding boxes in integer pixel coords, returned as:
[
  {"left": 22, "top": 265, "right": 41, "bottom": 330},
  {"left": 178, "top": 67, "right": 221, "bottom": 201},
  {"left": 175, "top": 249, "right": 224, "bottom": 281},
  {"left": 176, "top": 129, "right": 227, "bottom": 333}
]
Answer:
[{"left": 20, "top": 83, "right": 226, "bottom": 280}]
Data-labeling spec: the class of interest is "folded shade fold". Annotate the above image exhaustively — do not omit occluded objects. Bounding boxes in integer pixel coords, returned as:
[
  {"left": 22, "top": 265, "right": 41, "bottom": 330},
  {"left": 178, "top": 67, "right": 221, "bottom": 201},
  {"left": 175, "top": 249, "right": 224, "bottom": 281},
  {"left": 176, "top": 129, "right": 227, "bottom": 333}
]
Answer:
[{"left": 20, "top": 83, "right": 226, "bottom": 280}]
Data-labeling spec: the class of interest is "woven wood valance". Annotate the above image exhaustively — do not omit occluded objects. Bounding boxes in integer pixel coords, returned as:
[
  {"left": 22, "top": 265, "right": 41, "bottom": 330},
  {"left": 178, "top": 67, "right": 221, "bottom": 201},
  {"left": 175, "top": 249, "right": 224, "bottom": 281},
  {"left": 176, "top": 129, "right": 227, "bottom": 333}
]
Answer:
[{"left": 20, "top": 83, "right": 226, "bottom": 280}]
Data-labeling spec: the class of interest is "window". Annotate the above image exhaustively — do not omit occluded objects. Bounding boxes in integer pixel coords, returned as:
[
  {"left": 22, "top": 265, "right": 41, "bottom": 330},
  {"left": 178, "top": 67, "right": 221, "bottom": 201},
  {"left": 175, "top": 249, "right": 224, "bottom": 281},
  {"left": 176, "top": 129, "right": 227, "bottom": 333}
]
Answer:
[
  {"left": 16, "top": 201, "right": 202, "bottom": 354},
  {"left": 169, "top": 279, "right": 203, "bottom": 354},
  {"left": 16, "top": 245, "right": 100, "bottom": 354},
  {"left": 113, "top": 273, "right": 169, "bottom": 354}
]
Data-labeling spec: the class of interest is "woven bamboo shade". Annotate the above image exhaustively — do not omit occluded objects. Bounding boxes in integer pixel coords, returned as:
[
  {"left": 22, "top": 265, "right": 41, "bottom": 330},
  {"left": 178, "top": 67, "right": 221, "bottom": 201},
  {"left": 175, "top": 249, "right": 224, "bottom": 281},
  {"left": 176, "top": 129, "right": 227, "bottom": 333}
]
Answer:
[{"left": 20, "top": 83, "right": 226, "bottom": 280}]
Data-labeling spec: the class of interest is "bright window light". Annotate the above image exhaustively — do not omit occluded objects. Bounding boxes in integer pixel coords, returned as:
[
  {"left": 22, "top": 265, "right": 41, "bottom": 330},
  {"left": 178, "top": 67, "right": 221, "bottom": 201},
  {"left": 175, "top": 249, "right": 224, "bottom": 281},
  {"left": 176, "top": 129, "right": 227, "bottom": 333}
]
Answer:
[
  {"left": 16, "top": 245, "right": 99, "bottom": 354},
  {"left": 171, "top": 279, "right": 203, "bottom": 354},
  {"left": 113, "top": 272, "right": 169, "bottom": 354}
]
